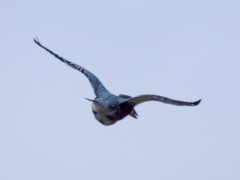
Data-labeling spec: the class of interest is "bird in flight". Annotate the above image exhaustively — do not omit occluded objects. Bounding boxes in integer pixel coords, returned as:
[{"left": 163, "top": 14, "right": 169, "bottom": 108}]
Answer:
[{"left": 34, "top": 38, "right": 201, "bottom": 126}]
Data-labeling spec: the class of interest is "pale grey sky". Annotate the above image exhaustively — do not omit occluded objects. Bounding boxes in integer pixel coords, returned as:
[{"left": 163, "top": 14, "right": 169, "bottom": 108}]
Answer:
[{"left": 0, "top": 0, "right": 240, "bottom": 180}]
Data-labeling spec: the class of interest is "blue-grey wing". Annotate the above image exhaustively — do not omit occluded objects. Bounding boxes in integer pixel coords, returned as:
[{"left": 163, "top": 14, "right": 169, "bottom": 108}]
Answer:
[
  {"left": 121, "top": 94, "right": 201, "bottom": 106},
  {"left": 34, "top": 38, "right": 110, "bottom": 97},
  {"left": 119, "top": 94, "right": 132, "bottom": 100}
]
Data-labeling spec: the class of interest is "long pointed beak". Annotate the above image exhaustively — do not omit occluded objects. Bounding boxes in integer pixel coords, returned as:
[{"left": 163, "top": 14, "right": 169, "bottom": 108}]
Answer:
[{"left": 84, "top": 98, "right": 94, "bottom": 102}]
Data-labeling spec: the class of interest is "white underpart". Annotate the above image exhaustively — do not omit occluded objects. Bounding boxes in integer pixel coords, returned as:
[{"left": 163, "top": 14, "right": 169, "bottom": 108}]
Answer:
[{"left": 92, "top": 103, "right": 116, "bottom": 125}]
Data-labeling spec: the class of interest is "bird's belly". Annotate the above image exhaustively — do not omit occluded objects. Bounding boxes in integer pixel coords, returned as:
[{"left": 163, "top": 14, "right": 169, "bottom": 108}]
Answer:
[
  {"left": 93, "top": 112, "right": 117, "bottom": 126},
  {"left": 92, "top": 103, "right": 117, "bottom": 126}
]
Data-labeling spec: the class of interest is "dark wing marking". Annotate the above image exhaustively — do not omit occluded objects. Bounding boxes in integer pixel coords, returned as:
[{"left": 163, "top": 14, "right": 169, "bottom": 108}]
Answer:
[
  {"left": 33, "top": 38, "right": 110, "bottom": 97},
  {"left": 118, "top": 94, "right": 138, "bottom": 118},
  {"left": 121, "top": 94, "right": 201, "bottom": 107}
]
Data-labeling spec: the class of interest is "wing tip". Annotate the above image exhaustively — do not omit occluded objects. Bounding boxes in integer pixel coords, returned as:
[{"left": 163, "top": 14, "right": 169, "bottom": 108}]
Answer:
[
  {"left": 33, "top": 36, "right": 41, "bottom": 45},
  {"left": 193, "top": 99, "right": 201, "bottom": 106}
]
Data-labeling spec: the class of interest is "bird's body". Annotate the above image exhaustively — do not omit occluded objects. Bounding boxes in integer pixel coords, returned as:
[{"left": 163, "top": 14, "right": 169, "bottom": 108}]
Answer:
[{"left": 34, "top": 38, "right": 201, "bottom": 126}]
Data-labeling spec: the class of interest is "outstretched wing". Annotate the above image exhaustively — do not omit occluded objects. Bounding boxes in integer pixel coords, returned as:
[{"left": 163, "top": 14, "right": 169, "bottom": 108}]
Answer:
[
  {"left": 33, "top": 38, "right": 110, "bottom": 97},
  {"left": 121, "top": 94, "right": 201, "bottom": 107}
]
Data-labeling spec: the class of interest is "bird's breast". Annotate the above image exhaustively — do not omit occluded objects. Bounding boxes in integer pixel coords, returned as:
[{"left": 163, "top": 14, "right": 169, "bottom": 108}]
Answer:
[{"left": 91, "top": 103, "right": 117, "bottom": 126}]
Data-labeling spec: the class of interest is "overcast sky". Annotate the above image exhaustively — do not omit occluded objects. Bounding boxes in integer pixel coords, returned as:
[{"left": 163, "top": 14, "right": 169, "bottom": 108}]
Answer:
[{"left": 1, "top": 0, "right": 240, "bottom": 180}]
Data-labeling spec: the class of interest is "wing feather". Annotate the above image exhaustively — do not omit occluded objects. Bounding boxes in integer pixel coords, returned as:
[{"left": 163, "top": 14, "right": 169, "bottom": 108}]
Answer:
[
  {"left": 33, "top": 38, "right": 110, "bottom": 97},
  {"left": 122, "top": 94, "right": 201, "bottom": 106}
]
